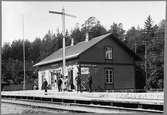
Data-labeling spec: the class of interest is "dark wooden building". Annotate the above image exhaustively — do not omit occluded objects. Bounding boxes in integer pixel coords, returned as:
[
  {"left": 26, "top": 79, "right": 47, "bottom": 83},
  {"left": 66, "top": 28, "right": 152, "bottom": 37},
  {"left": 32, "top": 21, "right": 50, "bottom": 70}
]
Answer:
[{"left": 34, "top": 33, "right": 142, "bottom": 91}]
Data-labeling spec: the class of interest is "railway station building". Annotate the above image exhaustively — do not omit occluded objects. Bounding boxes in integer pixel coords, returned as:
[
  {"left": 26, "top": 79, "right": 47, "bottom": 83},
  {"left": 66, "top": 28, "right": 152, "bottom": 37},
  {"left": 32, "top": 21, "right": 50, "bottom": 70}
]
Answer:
[{"left": 34, "top": 33, "right": 142, "bottom": 92}]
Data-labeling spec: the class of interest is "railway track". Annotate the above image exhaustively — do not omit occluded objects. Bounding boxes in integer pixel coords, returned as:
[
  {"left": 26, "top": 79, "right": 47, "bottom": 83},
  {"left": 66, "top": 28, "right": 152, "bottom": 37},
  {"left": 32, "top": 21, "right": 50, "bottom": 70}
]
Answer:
[{"left": 1, "top": 95, "right": 163, "bottom": 113}]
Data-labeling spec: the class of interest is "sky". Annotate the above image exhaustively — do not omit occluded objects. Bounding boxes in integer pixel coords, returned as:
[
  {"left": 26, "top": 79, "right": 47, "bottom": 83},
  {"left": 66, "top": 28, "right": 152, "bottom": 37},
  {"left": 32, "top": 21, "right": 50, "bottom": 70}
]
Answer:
[{"left": 2, "top": 1, "right": 165, "bottom": 45}]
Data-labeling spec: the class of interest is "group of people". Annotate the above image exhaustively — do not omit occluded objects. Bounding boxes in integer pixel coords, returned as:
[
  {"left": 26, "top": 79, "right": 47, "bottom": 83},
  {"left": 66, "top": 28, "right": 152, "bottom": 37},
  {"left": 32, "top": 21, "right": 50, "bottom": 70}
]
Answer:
[
  {"left": 41, "top": 72, "right": 93, "bottom": 95},
  {"left": 56, "top": 75, "right": 74, "bottom": 92}
]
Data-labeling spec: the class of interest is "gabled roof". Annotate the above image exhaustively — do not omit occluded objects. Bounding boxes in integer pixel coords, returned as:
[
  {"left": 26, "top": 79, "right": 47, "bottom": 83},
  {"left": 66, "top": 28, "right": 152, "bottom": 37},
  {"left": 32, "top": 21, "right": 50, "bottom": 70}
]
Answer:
[{"left": 34, "top": 33, "right": 141, "bottom": 67}]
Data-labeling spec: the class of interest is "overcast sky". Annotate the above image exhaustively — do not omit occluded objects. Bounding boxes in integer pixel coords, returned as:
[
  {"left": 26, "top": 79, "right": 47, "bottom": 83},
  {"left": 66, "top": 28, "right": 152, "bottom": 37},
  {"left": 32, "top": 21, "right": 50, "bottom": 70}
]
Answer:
[{"left": 2, "top": 1, "right": 165, "bottom": 45}]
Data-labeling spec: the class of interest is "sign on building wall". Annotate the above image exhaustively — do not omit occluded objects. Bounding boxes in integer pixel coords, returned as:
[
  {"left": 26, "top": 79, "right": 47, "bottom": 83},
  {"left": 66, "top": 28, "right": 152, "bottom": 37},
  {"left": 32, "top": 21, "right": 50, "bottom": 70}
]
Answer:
[
  {"left": 80, "top": 64, "right": 97, "bottom": 67},
  {"left": 81, "top": 67, "right": 89, "bottom": 74}
]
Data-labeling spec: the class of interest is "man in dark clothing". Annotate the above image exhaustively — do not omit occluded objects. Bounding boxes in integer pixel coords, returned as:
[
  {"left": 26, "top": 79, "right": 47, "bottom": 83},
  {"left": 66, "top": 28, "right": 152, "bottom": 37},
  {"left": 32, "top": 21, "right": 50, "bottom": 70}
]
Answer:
[
  {"left": 42, "top": 79, "right": 48, "bottom": 95},
  {"left": 57, "top": 77, "right": 62, "bottom": 92}
]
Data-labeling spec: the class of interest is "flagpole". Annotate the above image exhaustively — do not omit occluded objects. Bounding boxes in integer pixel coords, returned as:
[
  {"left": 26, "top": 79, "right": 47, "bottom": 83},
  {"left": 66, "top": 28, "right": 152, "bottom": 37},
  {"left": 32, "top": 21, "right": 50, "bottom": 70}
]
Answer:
[
  {"left": 49, "top": 8, "right": 76, "bottom": 78},
  {"left": 62, "top": 8, "right": 66, "bottom": 77},
  {"left": 22, "top": 15, "right": 26, "bottom": 90}
]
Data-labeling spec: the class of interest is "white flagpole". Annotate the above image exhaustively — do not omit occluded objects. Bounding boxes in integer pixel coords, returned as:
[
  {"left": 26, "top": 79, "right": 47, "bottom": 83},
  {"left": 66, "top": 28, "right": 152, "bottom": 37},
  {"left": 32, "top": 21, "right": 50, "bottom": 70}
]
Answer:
[
  {"left": 49, "top": 8, "right": 76, "bottom": 78},
  {"left": 62, "top": 8, "right": 66, "bottom": 77},
  {"left": 22, "top": 15, "right": 26, "bottom": 90}
]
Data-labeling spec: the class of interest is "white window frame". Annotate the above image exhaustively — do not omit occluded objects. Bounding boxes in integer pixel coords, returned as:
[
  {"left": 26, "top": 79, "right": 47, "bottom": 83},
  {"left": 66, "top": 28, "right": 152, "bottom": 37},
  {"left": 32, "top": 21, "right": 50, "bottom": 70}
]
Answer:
[
  {"left": 105, "top": 68, "right": 113, "bottom": 84},
  {"left": 105, "top": 47, "right": 113, "bottom": 59}
]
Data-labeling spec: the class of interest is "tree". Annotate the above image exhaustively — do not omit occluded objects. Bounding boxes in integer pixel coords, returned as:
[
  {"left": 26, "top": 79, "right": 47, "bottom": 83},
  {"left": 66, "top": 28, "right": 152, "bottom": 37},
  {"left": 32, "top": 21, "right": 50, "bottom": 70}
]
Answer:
[
  {"left": 71, "top": 17, "right": 107, "bottom": 44},
  {"left": 125, "top": 16, "right": 164, "bottom": 90},
  {"left": 126, "top": 27, "right": 141, "bottom": 52},
  {"left": 71, "top": 25, "right": 83, "bottom": 44},
  {"left": 2, "top": 43, "right": 11, "bottom": 62},
  {"left": 30, "top": 38, "right": 42, "bottom": 63},
  {"left": 82, "top": 17, "right": 99, "bottom": 31},
  {"left": 109, "top": 22, "right": 125, "bottom": 41},
  {"left": 81, "top": 17, "right": 107, "bottom": 40},
  {"left": 143, "top": 16, "right": 164, "bottom": 90},
  {"left": 65, "top": 29, "right": 72, "bottom": 46},
  {"left": 40, "top": 30, "right": 56, "bottom": 60},
  {"left": 10, "top": 40, "right": 24, "bottom": 61},
  {"left": 89, "top": 21, "right": 107, "bottom": 39},
  {"left": 56, "top": 31, "right": 63, "bottom": 49},
  {"left": 144, "top": 15, "right": 153, "bottom": 34}
]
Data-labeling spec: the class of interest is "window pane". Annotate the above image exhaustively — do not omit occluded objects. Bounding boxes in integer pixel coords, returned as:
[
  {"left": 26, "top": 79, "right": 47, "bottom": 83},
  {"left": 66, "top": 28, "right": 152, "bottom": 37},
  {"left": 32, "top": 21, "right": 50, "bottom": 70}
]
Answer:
[
  {"left": 105, "top": 70, "right": 108, "bottom": 74},
  {"left": 105, "top": 69, "right": 113, "bottom": 83},
  {"left": 105, "top": 47, "right": 112, "bottom": 59},
  {"left": 110, "top": 70, "right": 112, "bottom": 75}
]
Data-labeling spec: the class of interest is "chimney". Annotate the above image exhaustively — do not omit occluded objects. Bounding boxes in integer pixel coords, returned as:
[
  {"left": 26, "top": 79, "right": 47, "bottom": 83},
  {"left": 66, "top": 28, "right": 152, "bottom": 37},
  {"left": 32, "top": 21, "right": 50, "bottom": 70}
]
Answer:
[
  {"left": 85, "top": 32, "right": 89, "bottom": 42},
  {"left": 71, "top": 37, "right": 74, "bottom": 46}
]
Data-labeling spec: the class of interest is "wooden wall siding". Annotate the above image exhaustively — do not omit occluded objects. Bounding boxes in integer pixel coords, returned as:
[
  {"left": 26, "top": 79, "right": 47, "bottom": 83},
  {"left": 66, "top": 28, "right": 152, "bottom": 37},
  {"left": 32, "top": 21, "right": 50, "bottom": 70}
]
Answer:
[
  {"left": 89, "top": 64, "right": 135, "bottom": 91},
  {"left": 79, "top": 37, "right": 134, "bottom": 64},
  {"left": 113, "top": 65, "right": 135, "bottom": 89},
  {"left": 90, "top": 66, "right": 104, "bottom": 91}
]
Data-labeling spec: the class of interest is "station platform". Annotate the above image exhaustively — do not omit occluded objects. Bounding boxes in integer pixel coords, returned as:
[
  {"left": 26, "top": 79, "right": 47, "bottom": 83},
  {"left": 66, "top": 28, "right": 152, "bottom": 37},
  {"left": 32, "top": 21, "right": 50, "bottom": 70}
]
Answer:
[{"left": 1, "top": 90, "right": 164, "bottom": 105}]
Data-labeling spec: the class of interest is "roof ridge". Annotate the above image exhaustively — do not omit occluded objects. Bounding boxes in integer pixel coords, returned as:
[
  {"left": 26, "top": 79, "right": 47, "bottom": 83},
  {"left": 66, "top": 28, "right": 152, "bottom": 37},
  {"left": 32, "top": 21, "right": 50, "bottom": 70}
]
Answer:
[{"left": 61, "top": 32, "right": 111, "bottom": 50}]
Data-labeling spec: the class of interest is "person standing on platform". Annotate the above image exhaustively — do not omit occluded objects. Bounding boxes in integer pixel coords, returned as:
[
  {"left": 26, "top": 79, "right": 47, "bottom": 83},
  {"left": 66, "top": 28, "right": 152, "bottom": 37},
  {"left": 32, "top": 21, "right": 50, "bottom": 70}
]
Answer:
[
  {"left": 54, "top": 79, "right": 57, "bottom": 90},
  {"left": 64, "top": 76, "right": 69, "bottom": 91},
  {"left": 88, "top": 75, "right": 92, "bottom": 92},
  {"left": 70, "top": 75, "right": 74, "bottom": 91},
  {"left": 57, "top": 76, "right": 62, "bottom": 92},
  {"left": 61, "top": 76, "right": 67, "bottom": 91},
  {"left": 42, "top": 78, "right": 48, "bottom": 95}
]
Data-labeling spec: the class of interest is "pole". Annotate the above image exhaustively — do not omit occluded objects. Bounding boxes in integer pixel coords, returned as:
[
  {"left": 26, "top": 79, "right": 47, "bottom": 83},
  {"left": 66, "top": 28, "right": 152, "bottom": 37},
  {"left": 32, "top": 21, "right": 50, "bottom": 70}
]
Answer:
[
  {"left": 22, "top": 15, "right": 26, "bottom": 90},
  {"left": 164, "top": 5, "right": 167, "bottom": 114},
  {"left": 62, "top": 8, "right": 66, "bottom": 77},
  {"left": 144, "top": 40, "right": 147, "bottom": 87},
  {"left": 144, "top": 30, "right": 149, "bottom": 89},
  {"left": 49, "top": 9, "right": 76, "bottom": 77}
]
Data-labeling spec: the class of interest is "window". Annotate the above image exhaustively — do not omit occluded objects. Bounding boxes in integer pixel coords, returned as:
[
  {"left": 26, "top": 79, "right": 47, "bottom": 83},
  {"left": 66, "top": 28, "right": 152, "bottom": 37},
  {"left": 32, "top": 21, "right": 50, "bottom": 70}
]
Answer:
[
  {"left": 105, "top": 68, "right": 113, "bottom": 84},
  {"left": 105, "top": 47, "right": 112, "bottom": 59}
]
